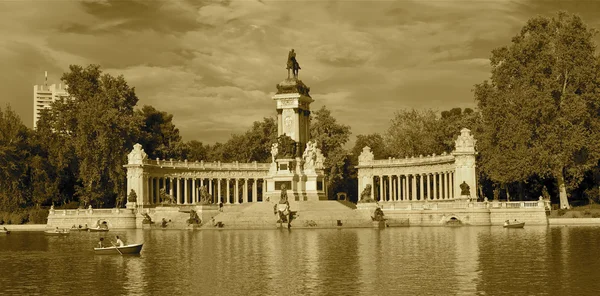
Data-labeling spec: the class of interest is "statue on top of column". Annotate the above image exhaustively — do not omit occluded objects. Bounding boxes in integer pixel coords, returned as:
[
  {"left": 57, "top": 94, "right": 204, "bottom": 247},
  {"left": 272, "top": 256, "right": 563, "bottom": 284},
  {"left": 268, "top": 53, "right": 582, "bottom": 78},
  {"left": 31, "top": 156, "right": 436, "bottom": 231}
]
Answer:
[{"left": 286, "top": 49, "right": 301, "bottom": 79}]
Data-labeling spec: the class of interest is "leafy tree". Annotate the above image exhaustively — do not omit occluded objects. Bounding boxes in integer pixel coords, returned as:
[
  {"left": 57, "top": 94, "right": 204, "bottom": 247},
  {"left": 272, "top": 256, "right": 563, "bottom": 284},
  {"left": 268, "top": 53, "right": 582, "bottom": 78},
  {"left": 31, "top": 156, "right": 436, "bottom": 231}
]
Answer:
[
  {"left": 137, "top": 105, "right": 186, "bottom": 160},
  {"left": 310, "top": 106, "right": 352, "bottom": 199},
  {"left": 205, "top": 117, "right": 277, "bottom": 162},
  {"left": 46, "top": 64, "right": 140, "bottom": 207},
  {"left": 385, "top": 109, "right": 442, "bottom": 157},
  {"left": 186, "top": 140, "right": 209, "bottom": 161},
  {"left": 474, "top": 12, "right": 600, "bottom": 209},
  {"left": 351, "top": 133, "right": 389, "bottom": 162},
  {"left": 0, "top": 105, "right": 31, "bottom": 210}
]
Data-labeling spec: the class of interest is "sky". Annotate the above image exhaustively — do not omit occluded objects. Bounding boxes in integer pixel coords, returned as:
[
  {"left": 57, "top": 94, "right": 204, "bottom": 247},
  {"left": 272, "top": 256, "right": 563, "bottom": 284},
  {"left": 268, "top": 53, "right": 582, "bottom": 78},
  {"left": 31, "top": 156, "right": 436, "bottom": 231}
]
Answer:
[{"left": 1, "top": 0, "right": 600, "bottom": 145}]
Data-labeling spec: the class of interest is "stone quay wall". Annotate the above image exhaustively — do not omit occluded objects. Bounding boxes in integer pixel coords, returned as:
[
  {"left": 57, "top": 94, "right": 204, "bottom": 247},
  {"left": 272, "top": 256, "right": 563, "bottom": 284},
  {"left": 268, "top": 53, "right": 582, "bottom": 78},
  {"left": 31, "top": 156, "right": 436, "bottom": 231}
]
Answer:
[
  {"left": 379, "top": 200, "right": 549, "bottom": 226},
  {"left": 46, "top": 208, "right": 137, "bottom": 229}
]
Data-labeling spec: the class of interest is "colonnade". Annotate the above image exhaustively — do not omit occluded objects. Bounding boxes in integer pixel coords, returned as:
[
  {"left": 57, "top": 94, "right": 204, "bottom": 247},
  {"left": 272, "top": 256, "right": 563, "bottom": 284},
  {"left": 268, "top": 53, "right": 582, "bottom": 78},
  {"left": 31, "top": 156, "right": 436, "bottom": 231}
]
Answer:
[
  {"left": 370, "top": 171, "right": 454, "bottom": 202},
  {"left": 144, "top": 176, "right": 266, "bottom": 205}
]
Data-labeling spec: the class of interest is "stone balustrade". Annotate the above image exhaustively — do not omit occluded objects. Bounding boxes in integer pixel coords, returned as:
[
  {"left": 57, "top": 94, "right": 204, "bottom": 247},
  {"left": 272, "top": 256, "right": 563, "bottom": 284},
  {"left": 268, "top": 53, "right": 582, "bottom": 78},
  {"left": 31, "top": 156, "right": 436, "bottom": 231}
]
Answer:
[{"left": 146, "top": 159, "right": 271, "bottom": 170}]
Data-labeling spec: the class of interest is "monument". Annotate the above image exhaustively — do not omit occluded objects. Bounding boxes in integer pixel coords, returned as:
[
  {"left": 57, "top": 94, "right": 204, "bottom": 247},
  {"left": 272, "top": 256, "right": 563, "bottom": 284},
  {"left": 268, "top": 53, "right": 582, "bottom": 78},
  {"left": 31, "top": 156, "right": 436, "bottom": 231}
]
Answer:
[{"left": 265, "top": 49, "right": 327, "bottom": 201}]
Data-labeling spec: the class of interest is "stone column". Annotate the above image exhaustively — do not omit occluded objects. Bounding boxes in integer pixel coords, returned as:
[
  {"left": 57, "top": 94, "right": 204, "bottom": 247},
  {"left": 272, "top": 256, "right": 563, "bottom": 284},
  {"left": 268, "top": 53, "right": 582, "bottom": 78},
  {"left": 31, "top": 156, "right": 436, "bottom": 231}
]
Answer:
[
  {"left": 379, "top": 176, "right": 384, "bottom": 202},
  {"left": 169, "top": 177, "right": 174, "bottom": 198},
  {"left": 192, "top": 178, "right": 196, "bottom": 204},
  {"left": 261, "top": 179, "right": 266, "bottom": 202},
  {"left": 447, "top": 172, "right": 452, "bottom": 199},
  {"left": 442, "top": 172, "right": 447, "bottom": 199},
  {"left": 217, "top": 179, "right": 222, "bottom": 204},
  {"left": 391, "top": 176, "right": 396, "bottom": 202},
  {"left": 370, "top": 176, "right": 375, "bottom": 200},
  {"left": 252, "top": 179, "right": 257, "bottom": 202},
  {"left": 243, "top": 178, "right": 248, "bottom": 203},
  {"left": 226, "top": 179, "right": 231, "bottom": 204},
  {"left": 209, "top": 178, "right": 213, "bottom": 195},
  {"left": 433, "top": 173, "right": 438, "bottom": 200},
  {"left": 419, "top": 174, "right": 424, "bottom": 201},
  {"left": 411, "top": 174, "right": 416, "bottom": 201},
  {"left": 427, "top": 174, "right": 432, "bottom": 200},
  {"left": 235, "top": 179, "right": 240, "bottom": 204},
  {"left": 183, "top": 178, "right": 188, "bottom": 204}
]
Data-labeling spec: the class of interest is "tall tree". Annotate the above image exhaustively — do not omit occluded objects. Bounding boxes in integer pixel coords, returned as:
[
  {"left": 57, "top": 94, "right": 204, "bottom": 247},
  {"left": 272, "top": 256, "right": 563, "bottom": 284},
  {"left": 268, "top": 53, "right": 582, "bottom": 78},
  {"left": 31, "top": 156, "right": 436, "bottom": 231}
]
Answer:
[
  {"left": 351, "top": 133, "right": 388, "bottom": 162},
  {"left": 49, "top": 64, "right": 140, "bottom": 207},
  {"left": 385, "top": 109, "right": 442, "bottom": 157},
  {"left": 474, "top": 12, "right": 600, "bottom": 209},
  {"left": 137, "top": 105, "right": 186, "bottom": 160},
  {"left": 0, "top": 105, "right": 31, "bottom": 210},
  {"left": 310, "top": 106, "right": 352, "bottom": 199},
  {"left": 208, "top": 117, "right": 277, "bottom": 162}
]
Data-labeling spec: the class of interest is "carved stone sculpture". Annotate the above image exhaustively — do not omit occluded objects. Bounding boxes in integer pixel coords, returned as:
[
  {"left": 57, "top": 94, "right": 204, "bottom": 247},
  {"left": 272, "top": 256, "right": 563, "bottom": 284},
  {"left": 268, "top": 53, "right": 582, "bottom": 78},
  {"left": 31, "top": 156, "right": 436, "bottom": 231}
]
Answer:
[
  {"left": 358, "top": 146, "right": 374, "bottom": 163},
  {"left": 303, "top": 140, "right": 317, "bottom": 169},
  {"left": 127, "top": 143, "right": 148, "bottom": 165},
  {"left": 372, "top": 207, "right": 385, "bottom": 221},
  {"left": 187, "top": 210, "right": 201, "bottom": 225},
  {"left": 358, "top": 184, "right": 375, "bottom": 203},
  {"left": 127, "top": 189, "right": 137, "bottom": 203},
  {"left": 142, "top": 213, "right": 153, "bottom": 224},
  {"left": 276, "top": 135, "right": 297, "bottom": 158},
  {"left": 199, "top": 185, "right": 212, "bottom": 205},
  {"left": 286, "top": 49, "right": 301, "bottom": 79},
  {"left": 271, "top": 143, "right": 278, "bottom": 163},
  {"left": 460, "top": 181, "right": 470, "bottom": 196}
]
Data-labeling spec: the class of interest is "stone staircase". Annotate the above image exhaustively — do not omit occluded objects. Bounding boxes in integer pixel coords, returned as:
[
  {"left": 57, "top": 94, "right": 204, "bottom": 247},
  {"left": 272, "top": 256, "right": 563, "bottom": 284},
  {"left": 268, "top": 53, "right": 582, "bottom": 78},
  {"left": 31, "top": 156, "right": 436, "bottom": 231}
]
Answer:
[{"left": 211, "top": 201, "right": 374, "bottom": 229}]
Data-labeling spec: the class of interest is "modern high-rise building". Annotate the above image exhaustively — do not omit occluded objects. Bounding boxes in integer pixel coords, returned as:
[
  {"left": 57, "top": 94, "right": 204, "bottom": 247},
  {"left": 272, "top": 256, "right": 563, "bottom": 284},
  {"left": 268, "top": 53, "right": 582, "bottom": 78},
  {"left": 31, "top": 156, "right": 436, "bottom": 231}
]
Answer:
[{"left": 33, "top": 71, "right": 69, "bottom": 129}]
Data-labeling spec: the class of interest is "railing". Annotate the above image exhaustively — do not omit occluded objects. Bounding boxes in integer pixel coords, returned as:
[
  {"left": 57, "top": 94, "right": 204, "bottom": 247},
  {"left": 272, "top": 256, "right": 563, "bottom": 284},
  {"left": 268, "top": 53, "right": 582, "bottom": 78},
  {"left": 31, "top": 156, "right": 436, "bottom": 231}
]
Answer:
[
  {"left": 381, "top": 200, "right": 547, "bottom": 210},
  {"left": 143, "top": 159, "right": 271, "bottom": 170},
  {"left": 49, "top": 208, "right": 133, "bottom": 216},
  {"left": 359, "top": 154, "right": 455, "bottom": 167}
]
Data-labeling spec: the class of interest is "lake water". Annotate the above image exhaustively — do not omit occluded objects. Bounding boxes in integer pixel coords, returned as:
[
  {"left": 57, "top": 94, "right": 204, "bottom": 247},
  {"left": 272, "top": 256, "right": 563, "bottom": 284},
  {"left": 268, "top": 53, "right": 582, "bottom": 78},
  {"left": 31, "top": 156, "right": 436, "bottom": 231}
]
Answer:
[{"left": 1, "top": 226, "right": 600, "bottom": 295}]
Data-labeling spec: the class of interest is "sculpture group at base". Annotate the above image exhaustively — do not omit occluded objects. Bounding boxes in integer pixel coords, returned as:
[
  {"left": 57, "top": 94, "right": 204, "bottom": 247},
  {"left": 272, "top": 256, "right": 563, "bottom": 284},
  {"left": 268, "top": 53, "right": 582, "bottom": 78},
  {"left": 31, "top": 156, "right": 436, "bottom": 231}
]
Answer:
[
  {"left": 358, "top": 184, "right": 375, "bottom": 203},
  {"left": 274, "top": 184, "right": 292, "bottom": 228}
]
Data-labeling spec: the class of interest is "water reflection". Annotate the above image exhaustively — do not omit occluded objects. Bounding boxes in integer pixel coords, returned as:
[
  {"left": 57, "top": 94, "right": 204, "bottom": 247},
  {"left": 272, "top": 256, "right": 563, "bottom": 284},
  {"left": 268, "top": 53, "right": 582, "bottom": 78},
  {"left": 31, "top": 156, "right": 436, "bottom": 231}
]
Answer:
[{"left": 3, "top": 227, "right": 600, "bottom": 295}]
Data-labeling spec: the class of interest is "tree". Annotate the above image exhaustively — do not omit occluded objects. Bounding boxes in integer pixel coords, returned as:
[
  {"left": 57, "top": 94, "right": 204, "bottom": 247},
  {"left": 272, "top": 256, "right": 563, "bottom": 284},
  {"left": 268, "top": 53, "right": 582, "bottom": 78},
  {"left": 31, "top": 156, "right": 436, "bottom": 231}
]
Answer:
[
  {"left": 351, "top": 133, "right": 388, "bottom": 162},
  {"left": 474, "top": 12, "right": 600, "bottom": 209},
  {"left": 0, "top": 105, "right": 31, "bottom": 210},
  {"left": 47, "top": 64, "right": 140, "bottom": 207},
  {"left": 385, "top": 109, "right": 442, "bottom": 157},
  {"left": 137, "top": 105, "right": 186, "bottom": 160},
  {"left": 310, "top": 106, "right": 353, "bottom": 199},
  {"left": 206, "top": 117, "right": 277, "bottom": 162},
  {"left": 186, "top": 140, "right": 208, "bottom": 162}
]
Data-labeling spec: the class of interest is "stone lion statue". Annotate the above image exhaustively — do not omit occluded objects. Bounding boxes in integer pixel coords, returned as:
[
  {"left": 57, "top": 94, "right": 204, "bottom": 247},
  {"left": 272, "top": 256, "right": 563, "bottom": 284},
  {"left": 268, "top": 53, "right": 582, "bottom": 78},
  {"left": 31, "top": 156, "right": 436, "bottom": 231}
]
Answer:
[{"left": 358, "top": 184, "right": 375, "bottom": 203}]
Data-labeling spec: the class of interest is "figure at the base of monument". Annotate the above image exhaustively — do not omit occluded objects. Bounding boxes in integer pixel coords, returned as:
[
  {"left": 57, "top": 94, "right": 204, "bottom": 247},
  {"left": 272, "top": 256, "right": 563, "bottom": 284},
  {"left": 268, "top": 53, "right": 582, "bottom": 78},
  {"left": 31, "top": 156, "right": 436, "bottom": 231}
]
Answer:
[
  {"left": 358, "top": 184, "right": 375, "bottom": 203},
  {"left": 372, "top": 207, "right": 385, "bottom": 221},
  {"left": 198, "top": 185, "right": 212, "bottom": 205},
  {"left": 142, "top": 213, "right": 153, "bottom": 224},
  {"left": 274, "top": 184, "right": 291, "bottom": 228},
  {"left": 460, "top": 181, "right": 470, "bottom": 196},
  {"left": 187, "top": 210, "right": 201, "bottom": 225}
]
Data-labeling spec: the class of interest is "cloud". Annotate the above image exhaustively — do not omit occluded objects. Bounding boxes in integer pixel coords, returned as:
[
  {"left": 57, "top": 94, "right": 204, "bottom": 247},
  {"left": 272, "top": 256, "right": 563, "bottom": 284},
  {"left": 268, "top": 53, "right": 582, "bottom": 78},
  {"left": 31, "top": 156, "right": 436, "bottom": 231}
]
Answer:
[{"left": 1, "top": 0, "right": 599, "bottom": 146}]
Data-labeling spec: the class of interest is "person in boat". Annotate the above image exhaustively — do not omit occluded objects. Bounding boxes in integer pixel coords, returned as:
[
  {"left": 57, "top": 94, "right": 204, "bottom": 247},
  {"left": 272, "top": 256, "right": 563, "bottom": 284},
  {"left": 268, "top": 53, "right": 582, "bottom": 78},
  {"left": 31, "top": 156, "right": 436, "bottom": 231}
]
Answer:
[
  {"left": 55, "top": 227, "right": 60, "bottom": 233},
  {"left": 115, "top": 236, "right": 124, "bottom": 247},
  {"left": 98, "top": 238, "right": 105, "bottom": 248}
]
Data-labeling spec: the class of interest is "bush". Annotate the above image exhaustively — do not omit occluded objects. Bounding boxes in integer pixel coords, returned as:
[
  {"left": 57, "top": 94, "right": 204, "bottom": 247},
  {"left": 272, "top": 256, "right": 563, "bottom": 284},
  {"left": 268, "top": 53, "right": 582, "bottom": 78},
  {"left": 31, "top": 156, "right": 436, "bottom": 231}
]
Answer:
[
  {"left": 8, "top": 211, "right": 28, "bottom": 224},
  {"left": 584, "top": 209, "right": 592, "bottom": 216},
  {"left": 557, "top": 209, "right": 567, "bottom": 216},
  {"left": 592, "top": 213, "right": 600, "bottom": 218},
  {"left": 28, "top": 209, "right": 49, "bottom": 224}
]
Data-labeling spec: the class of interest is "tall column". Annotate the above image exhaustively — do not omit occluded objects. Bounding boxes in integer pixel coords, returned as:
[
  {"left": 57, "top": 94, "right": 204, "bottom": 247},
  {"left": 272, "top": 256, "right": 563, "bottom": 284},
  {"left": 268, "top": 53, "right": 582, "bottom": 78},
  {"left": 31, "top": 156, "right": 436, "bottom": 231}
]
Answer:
[
  {"left": 410, "top": 174, "right": 417, "bottom": 200},
  {"left": 442, "top": 172, "right": 446, "bottom": 199},
  {"left": 261, "top": 179, "right": 266, "bottom": 202},
  {"left": 192, "top": 178, "right": 196, "bottom": 204},
  {"left": 235, "top": 179, "right": 240, "bottom": 204},
  {"left": 447, "top": 172, "right": 451, "bottom": 199},
  {"left": 209, "top": 178, "right": 213, "bottom": 195},
  {"left": 169, "top": 177, "right": 173, "bottom": 198},
  {"left": 433, "top": 173, "right": 438, "bottom": 200},
  {"left": 427, "top": 174, "right": 432, "bottom": 200},
  {"left": 175, "top": 178, "right": 180, "bottom": 204},
  {"left": 391, "top": 176, "right": 396, "bottom": 202},
  {"left": 243, "top": 178, "right": 248, "bottom": 203},
  {"left": 226, "top": 179, "right": 231, "bottom": 204},
  {"left": 217, "top": 179, "right": 222, "bottom": 204},
  {"left": 379, "top": 176, "right": 384, "bottom": 202},
  {"left": 182, "top": 178, "right": 187, "bottom": 204},
  {"left": 370, "top": 176, "right": 375, "bottom": 200},
  {"left": 419, "top": 174, "right": 424, "bottom": 201},
  {"left": 252, "top": 179, "right": 257, "bottom": 202}
]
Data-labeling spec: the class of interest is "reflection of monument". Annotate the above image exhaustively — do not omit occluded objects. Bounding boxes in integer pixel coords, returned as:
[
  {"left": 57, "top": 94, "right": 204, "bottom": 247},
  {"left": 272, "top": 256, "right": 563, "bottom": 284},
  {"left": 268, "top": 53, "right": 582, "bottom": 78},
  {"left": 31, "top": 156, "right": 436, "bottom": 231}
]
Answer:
[{"left": 265, "top": 49, "right": 327, "bottom": 201}]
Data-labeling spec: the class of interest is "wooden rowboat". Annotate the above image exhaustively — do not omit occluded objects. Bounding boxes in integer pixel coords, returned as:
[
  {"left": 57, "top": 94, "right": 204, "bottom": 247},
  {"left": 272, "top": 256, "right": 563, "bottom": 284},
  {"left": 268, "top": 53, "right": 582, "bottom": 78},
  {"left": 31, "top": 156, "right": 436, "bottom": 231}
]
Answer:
[
  {"left": 94, "top": 243, "right": 143, "bottom": 255},
  {"left": 0, "top": 230, "right": 10, "bottom": 235},
  {"left": 503, "top": 222, "right": 525, "bottom": 228},
  {"left": 44, "top": 229, "right": 70, "bottom": 235},
  {"left": 88, "top": 228, "right": 109, "bottom": 232}
]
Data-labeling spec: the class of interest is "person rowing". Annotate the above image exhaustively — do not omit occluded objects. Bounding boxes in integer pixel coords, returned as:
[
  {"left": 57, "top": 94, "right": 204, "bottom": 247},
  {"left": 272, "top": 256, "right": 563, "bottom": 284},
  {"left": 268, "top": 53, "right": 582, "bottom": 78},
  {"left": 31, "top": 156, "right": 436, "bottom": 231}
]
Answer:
[
  {"left": 98, "top": 238, "right": 105, "bottom": 248},
  {"left": 115, "top": 236, "right": 124, "bottom": 247}
]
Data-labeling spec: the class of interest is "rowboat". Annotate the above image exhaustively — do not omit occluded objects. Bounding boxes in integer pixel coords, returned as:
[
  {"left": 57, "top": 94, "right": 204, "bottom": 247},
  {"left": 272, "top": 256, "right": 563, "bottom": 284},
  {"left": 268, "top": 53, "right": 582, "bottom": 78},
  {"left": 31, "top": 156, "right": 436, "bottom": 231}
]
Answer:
[
  {"left": 88, "top": 228, "right": 109, "bottom": 232},
  {"left": 94, "top": 243, "right": 143, "bottom": 255},
  {"left": 44, "top": 229, "right": 70, "bottom": 235},
  {"left": 0, "top": 229, "right": 10, "bottom": 235},
  {"left": 503, "top": 221, "right": 525, "bottom": 228}
]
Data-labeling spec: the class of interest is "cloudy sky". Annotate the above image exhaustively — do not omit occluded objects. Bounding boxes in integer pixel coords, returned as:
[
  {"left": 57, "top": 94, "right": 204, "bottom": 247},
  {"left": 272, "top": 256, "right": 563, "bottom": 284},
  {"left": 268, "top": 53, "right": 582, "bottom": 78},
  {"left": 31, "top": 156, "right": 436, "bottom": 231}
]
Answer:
[{"left": 1, "top": 0, "right": 599, "bottom": 144}]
